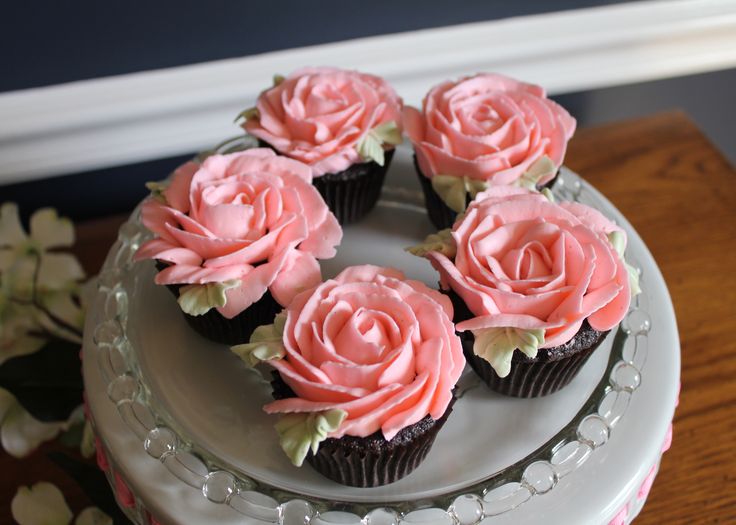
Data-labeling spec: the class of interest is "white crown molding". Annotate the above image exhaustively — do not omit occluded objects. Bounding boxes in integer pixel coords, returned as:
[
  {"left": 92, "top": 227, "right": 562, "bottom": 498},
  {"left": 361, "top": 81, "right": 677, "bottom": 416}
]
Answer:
[{"left": 1, "top": 0, "right": 736, "bottom": 184}]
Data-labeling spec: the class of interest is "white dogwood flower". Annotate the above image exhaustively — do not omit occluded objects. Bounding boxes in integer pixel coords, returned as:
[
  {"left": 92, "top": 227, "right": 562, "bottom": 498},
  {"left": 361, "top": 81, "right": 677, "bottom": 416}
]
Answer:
[
  {"left": 11, "top": 481, "right": 111, "bottom": 525},
  {"left": 0, "top": 203, "right": 85, "bottom": 349}
]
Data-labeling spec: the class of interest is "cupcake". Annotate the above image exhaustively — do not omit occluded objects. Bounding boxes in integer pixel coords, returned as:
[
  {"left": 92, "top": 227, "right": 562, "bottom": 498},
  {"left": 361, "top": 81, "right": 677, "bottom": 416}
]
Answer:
[
  {"left": 240, "top": 67, "right": 403, "bottom": 224},
  {"left": 135, "top": 148, "right": 342, "bottom": 345},
  {"left": 231, "top": 265, "right": 464, "bottom": 486},
  {"left": 409, "top": 186, "right": 639, "bottom": 397},
  {"left": 403, "top": 73, "right": 576, "bottom": 229}
]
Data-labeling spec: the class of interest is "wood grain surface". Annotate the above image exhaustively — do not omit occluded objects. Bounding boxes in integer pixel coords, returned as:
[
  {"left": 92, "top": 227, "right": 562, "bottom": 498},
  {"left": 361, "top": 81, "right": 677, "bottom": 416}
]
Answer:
[
  {"left": 1, "top": 111, "right": 734, "bottom": 524},
  {"left": 566, "top": 111, "right": 736, "bottom": 524}
]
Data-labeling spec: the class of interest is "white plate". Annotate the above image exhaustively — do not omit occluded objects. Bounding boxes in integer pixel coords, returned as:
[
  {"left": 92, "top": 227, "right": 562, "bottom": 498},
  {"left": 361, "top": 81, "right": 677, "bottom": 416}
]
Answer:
[{"left": 83, "top": 145, "right": 680, "bottom": 525}]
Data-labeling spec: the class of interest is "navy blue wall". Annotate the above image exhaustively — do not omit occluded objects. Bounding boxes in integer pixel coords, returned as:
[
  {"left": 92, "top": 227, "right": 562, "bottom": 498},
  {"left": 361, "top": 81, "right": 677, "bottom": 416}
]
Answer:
[
  {"left": 3, "top": 67, "right": 734, "bottom": 223},
  {"left": 1, "top": 0, "right": 631, "bottom": 92},
  {"left": 3, "top": 0, "right": 734, "bottom": 222}
]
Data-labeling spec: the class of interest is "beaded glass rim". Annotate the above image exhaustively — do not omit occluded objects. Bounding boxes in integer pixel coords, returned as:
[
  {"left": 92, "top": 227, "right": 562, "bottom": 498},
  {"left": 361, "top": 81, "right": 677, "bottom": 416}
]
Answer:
[{"left": 89, "top": 137, "right": 652, "bottom": 525}]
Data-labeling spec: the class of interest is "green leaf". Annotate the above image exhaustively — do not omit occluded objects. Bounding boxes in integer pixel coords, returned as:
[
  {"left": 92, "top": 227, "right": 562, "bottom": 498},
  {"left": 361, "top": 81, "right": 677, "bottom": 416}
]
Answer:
[
  {"left": 607, "top": 231, "right": 626, "bottom": 258},
  {"left": 177, "top": 280, "right": 241, "bottom": 316},
  {"left": 230, "top": 312, "right": 286, "bottom": 366},
  {"left": 541, "top": 187, "right": 556, "bottom": 203},
  {"left": 371, "top": 121, "right": 402, "bottom": 146},
  {"left": 627, "top": 263, "right": 642, "bottom": 296},
  {"left": 11, "top": 481, "right": 73, "bottom": 525},
  {"left": 356, "top": 120, "right": 403, "bottom": 166},
  {"left": 431, "top": 175, "right": 489, "bottom": 213},
  {"left": 144, "top": 181, "right": 168, "bottom": 204},
  {"left": 517, "top": 155, "right": 556, "bottom": 190},
  {"left": 234, "top": 106, "right": 259, "bottom": 124},
  {"left": 275, "top": 409, "right": 347, "bottom": 467},
  {"left": 607, "top": 232, "right": 641, "bottom": 296},
  {"left": 472, "top": 327, "right": 545, "bottom": 378},
  {"left": 356, "top": 133, "right": 385, "bottom": 166},
  {"left": 406, "top": 228, "right": 456, "bottom": 258},
  {"left": 273, "top": 74, "right": 286, "bottom": 86}
]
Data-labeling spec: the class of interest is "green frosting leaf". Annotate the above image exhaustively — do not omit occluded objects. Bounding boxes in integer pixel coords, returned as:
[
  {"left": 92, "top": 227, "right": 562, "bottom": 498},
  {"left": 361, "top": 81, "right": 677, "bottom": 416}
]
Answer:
[
  {"left": 273, "top": 74, "right": 286, "bottom": 86},
  {"left": 431, "top": 175, "right": 489, "bottom": 213},
  {"left": 357, "top": 133, "right": 385, "bottom": 166},
  {"left": 275, "top": 409, "right": 347, "bottom": 467},
  {"left": 472, "top": 327, "right": 545, "bottom": 378},
  {"left": 607, "top": 232, "right": 641, "bottom": 296},
  {"left": 627, "top": 264, "right": 642, "bottom": 296},
  {"left": 177, "top": 280, "right": 241, "bottom": 316},
  {"left": 541, "top": 187, "right": 556, "bottom": 203},
  {"left": 230, "top": 312, "right": 287, "bottom": 367},
  {"left": 145, "top": 181, "right": 168, "bottom": 203},
  {"left": 356, "top": 120, "right": 402, "bottom": 166},
  {"left": 406, "top": 228, "right": 456, "bottom": 258},
  {"left": 234, "top": 106, "right": 259, "bottom": 124},
  {"left": 517, "top": 155, "right": 556, "bottom": 190},
  {"left": 371, "top": 121, "right": 403, "bottom": 146},
  {"left": 607, "top": 231, "right": 626, "bottom": 257}
]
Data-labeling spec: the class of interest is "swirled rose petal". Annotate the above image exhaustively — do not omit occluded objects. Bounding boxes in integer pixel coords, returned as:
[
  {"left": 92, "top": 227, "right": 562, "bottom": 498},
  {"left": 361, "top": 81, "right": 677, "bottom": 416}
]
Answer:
[
  {"left": 404, "top": 73, "right": 575, "bottom": 186},
  {"left": 427, "top": 186, "right": 630, "bottom": 348},
  {"left": 137, "top": 149, "right": 341, "bottom": 317},
  {"left": 264, "top": 265, "right": 464, "bottom": 440},
  {"left": 245, "top": 67, "right": 403, "bottom": 176}
]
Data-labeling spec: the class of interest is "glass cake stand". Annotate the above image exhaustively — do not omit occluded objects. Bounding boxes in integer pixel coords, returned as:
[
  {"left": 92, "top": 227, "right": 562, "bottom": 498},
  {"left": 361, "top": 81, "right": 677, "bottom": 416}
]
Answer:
[{"left": 82, "top": 144, "right": 680, "bottom": 525}]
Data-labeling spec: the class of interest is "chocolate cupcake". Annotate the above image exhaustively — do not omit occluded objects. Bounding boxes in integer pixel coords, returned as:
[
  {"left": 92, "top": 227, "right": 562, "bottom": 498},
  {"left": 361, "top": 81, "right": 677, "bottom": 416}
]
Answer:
[
  {"left": 403, "top": 73, "right": 576, "bottom": 230},
  {"left": 134, "top": 149, "right": 342, "bottom": 345},
  {"left": 230, "top": 265, "right": 465, "bottom": 486},
  {"left": 446, "top": 290, "right": 609, "bottom": 397},
  {"left": 240, "top": 67, "right": 404, "bottom": 224},
  {"left": 409, "top": 186, "right": 638, "bottom": 397}
]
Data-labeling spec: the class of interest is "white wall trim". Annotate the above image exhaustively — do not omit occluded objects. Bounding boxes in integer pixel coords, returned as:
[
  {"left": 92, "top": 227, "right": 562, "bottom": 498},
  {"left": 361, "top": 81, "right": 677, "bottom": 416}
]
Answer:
[{"left": 2, "top": 0, "right": 736, "bottom": 184}]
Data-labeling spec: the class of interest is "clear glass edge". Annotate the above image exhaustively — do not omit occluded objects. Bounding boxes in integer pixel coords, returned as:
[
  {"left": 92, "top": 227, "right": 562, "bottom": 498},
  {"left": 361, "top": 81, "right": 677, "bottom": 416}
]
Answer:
[{"left": 89, "top": 137, "right": 651, "bottom": 523}]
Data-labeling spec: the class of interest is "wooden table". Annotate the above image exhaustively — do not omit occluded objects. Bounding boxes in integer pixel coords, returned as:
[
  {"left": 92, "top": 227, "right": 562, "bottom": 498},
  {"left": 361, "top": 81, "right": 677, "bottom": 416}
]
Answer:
[{"left": 1, "top": 111, "right": 734, "bottom": 524}]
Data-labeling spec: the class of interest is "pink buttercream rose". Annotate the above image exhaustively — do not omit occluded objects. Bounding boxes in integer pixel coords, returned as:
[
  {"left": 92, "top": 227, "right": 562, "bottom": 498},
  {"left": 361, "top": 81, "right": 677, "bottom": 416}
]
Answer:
[
  {"left": 427, "top": 186, "right": 630, "bottom": 347},
  {"left": 264, "top": 265, "right": 465, "bottom": 440},
  {"left": 135, "top": 149, "right": 342, "bottom": 318},
  {"left": 404, "top": 73, "right": 576, "bottom": 185},
  {"left": 244, "top": 67, "right": 403, "bottom": 176}
]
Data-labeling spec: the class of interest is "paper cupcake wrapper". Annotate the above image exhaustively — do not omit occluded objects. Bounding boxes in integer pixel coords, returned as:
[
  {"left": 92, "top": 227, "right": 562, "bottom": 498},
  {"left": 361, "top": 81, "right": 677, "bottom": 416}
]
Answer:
[
  {"left": 312, "top": 148, "right": 394, "bottom": 225},
  {"left": 157, "top": 263, "right": 281, "bottom": 345},
  {"left": 446, "top": 288, "right": 608, "bottom": 397},
  {"left": 271, "top": 373, "right": 455, "bottom": 487},
  {"left": 413, "top": 155, "right": 559, "bottom": 231},
  {"left": 460, "top": 334, "right": 601, "bottom": 398},
  {"left": 257, "top": 139, "right": 393, "bottom": 225}
]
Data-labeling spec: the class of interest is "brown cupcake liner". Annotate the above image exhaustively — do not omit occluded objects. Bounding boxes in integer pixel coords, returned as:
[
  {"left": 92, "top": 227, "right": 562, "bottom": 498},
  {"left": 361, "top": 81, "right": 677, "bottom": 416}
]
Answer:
[
  {"left": 312, "top": 149, "right": 394, "bottom": 225},
  {"left": 446, "top": 289, "right": 609, "bottom": 398},
  {"left": 460, "top": 335, "right": 601, "bottom": 398},
  {"left": 414, "top": 154, "right": 559, "bottom": 231},
  {"left": 156, "top": 262, "right": 281, "bottom": 345},
  {"left": 258, "top": 139, "right": 393, "bottom": 225},
  {"left": 271, "top": 373, "right": 455, "bottom": 487}
]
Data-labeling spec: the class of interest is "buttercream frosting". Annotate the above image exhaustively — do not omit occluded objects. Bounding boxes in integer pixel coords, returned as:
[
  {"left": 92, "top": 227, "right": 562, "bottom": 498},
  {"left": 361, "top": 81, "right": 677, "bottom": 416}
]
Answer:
[
  {"left": 403, "top": 73, "right": 575, "bottom": 186},
  {"left": 243, "top": 67, "right": 403, "bottom": 176},
  {"left": 135, "top": 149, "right": 342, "bottom": 318},
  {"left": 260, "top": 265, "right": 465, "bottom": 442},
  {"left": 424, "top": 186, "right": 631, "bottom": 355}
]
